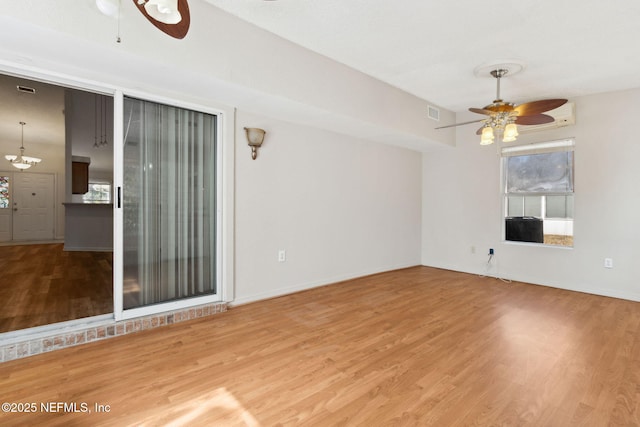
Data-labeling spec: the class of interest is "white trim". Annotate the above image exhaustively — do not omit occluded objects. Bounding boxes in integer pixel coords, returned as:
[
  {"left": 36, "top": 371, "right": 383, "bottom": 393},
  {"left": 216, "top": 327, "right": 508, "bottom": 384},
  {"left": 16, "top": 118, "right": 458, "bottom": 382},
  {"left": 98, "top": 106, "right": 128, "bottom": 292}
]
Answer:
[
  {"left": 0, "top": 62, "right": 235, "bottom": 332},
  {"left": 0, "top": 314, "right": 114, "bottom": 346},
  {"left": 116, "top": 92, "right": 234, "bottom": 319},
  {"left": 113, "top": 90, "right": 124, "bottom": 321},
  {"left": 0, "top": 60, "right": 115, "bottom": 96},
  {"left": 119, "top": 295, "right": 222, "bottom": 321},
  {"left": 118, "top": 89, "right": 231, "bottom": 120},
  {"left": 221, "top": 108, "right": 236, "bottom": 303},
  {"left": 229, "top": 263, "right": 417, "bottom": 307},
  {"left": 500, "top": 138, "right": 575, "bottom": 246},
  {"left": 501, "top": 138, "right": 575, "bottom": 156},
  {"left": 420, "top": 263, "right": 640, "bottom": 303}
]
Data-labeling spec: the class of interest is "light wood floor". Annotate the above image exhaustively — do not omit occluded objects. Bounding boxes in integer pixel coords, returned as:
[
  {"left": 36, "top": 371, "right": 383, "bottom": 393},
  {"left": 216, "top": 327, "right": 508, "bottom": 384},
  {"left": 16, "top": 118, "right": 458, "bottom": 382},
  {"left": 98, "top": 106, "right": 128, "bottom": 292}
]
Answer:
[
  {"left": 1, "top": 266, "right": 638, "bottom": 426},
  {"left": 0, "top": 244, "right": 113, "bottom": 332}
]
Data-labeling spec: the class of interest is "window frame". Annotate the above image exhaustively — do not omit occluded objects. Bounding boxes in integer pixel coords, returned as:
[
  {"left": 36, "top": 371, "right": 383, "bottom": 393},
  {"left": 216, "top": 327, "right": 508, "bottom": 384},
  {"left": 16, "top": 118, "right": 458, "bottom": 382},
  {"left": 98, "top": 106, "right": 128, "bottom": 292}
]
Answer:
[
  {"left": 0, "top": 63, "right": 235, "bottom": 335},
  {"left": 501, "top": 138, "right": 575, "bottom": 247},
  {"left": 113, "top": 89, "right": 235, "bottom": 321},
  {"left": 82, "top": 182, "right": 112, "bottom": 203}
]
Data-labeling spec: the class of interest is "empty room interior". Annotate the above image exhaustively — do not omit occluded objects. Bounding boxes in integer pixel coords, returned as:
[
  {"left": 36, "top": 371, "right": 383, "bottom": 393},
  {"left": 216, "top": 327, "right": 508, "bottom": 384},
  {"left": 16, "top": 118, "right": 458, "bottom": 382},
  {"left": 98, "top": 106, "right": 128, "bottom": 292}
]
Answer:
[{"left": 0, "top": 1, "right": 639, "bottom": 426}]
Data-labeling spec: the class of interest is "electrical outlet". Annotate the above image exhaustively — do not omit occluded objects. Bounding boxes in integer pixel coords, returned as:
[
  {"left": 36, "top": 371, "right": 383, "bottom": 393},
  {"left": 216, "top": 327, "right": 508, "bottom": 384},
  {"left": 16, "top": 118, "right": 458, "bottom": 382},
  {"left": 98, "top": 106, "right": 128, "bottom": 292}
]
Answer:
[
  {"left": 489, "top": 248, "right": 494, "bottom": 255},
  {"left": 278, "top": 250, "right": 286, "bottom": 262},
  {"left": 604, "top": 258, "right": 613, "bottom": 269}
]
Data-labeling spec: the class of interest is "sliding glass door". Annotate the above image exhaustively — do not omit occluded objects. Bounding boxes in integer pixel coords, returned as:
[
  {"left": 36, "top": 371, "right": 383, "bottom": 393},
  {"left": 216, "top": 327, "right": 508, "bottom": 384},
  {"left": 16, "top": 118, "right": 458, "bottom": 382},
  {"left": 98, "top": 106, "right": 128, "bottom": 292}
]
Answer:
[{"left": 121, "top": 96, "right": 219, "bottom": 314}]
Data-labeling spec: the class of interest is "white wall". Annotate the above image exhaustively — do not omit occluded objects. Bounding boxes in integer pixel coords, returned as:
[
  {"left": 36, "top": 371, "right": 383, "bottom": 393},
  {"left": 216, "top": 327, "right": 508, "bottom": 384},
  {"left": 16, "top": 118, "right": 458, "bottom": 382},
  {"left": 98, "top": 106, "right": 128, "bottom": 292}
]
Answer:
[
  {"left": 234, "top": 111, "right": 422, "bottom": 304},
  {"left": 0, "top": 1, "right": 425, "bottom": 307},
  {"left": 422, "top": 88, "right": 640, "bottom": 301},
  {"left": 0, "top": 1, "right": 454, "bottom": 152},
  {"left": 66, "top": 90, "right": 114, "bottom": 204}
]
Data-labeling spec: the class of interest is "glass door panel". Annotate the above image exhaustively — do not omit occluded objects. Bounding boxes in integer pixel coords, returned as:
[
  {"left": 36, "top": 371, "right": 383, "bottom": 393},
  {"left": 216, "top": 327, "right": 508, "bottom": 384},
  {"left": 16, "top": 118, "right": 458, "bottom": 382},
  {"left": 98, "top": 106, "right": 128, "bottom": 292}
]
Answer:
[{"left": 122, "top": 97, "right": 217, "bottom": 310}]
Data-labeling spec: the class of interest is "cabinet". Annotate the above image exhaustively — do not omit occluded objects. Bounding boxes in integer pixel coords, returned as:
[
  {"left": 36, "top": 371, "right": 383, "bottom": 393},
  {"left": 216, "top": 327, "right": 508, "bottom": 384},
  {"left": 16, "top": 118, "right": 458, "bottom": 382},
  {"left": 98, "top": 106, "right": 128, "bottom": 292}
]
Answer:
[{"left": 72, "top": 157, "right": 90, "bottom": 194}]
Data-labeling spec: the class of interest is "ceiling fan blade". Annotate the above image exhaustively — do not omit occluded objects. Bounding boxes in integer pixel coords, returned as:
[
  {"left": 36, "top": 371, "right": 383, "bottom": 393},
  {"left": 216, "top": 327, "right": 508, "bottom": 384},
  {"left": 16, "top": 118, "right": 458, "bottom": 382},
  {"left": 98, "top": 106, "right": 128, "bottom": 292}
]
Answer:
[
  {"left": 515, "top": 114, "right": 555, "bottom": 125},
  {"left": 435, "top": 119, "right": 484, "bottom": 130},
  {"left": 514, "top": 99, "right": 568, "bottom": 116},
  {"left": 469, "top": 107, "right": 493, "bottom": 115},
  {"left": 475, "top": 126, "right": 485, "bottom": 136},
  {"left": 132, "top": 0, "right": 191, "bottom": 39}
]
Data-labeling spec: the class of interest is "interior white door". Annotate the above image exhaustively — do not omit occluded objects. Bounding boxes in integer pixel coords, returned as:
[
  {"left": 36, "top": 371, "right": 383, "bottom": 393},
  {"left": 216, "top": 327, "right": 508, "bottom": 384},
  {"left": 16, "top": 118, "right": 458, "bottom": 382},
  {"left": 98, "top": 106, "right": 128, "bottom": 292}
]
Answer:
[
  {"left": 12, "top": 172, "right": 55, "bottom": 241},
  {"left": 0, "top": 174, "right": 11, "bottom": 242}
]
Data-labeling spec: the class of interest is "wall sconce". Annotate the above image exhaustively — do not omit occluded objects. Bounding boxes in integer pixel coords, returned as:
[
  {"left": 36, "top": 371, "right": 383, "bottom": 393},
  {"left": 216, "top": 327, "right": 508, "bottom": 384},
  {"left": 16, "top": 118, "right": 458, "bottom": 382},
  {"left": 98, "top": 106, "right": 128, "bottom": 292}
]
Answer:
[{"left": 244, "top": 127, "right": 266, "bottom": 160}]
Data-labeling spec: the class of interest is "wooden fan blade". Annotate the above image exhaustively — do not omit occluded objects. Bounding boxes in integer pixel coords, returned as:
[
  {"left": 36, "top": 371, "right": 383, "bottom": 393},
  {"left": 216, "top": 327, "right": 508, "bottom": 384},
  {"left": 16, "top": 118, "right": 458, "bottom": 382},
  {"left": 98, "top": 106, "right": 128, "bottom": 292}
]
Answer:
[
  {"left": 514, "top": 99, "right": 567, "bottom": 116},
  {"left": 133, "top": 0, "right": 191, "bottom": 39},
  {"left": 476, "top": 126, "right": 485, "bottom": 136},
  {"left": 469, "top": 107, "right": 493, "bottom": 115},
  {"left": 515, "top": 114, "right": 555, "bottom": 125},
  {"left": 435, "top": 119, "right": 484, "bottom": 130}
]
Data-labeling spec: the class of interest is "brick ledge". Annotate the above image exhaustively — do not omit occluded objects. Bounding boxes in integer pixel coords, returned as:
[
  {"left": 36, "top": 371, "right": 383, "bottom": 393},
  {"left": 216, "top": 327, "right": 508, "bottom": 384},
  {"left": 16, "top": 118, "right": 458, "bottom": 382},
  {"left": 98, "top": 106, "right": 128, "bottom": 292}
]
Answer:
[{"left": 0, "top": 302, "right": 227, "bottom": 363}]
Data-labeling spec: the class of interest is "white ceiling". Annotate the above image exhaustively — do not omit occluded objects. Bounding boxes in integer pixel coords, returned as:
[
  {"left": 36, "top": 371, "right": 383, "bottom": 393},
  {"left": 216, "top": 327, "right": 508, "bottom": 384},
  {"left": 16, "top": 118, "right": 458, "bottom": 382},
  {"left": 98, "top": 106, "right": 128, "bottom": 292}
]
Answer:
[
  {"left": 205, "top": 0, "right": 640, "bottom": 112},
  {"left": 3, "top": 0, "right": 639, "bottom": 161}
]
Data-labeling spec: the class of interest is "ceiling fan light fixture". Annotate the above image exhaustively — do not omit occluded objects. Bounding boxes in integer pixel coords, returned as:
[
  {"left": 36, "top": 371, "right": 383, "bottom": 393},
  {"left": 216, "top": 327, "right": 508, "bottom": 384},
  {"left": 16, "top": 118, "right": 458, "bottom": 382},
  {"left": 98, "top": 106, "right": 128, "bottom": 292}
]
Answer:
[
  {"left": 502, "top": 122, "right": 519, "bottom": 143},
  {"left": 143, "top": 0, "right": 182, "bottom": 24},
  {"left": 435, "top": 62, "right": 567, "bottom": 145},
  {"left": 96, "top": 0, "right": 119, "bottom": 17},
  {"left": 480, "top": 126, "right": 495, "bottom": 145}
]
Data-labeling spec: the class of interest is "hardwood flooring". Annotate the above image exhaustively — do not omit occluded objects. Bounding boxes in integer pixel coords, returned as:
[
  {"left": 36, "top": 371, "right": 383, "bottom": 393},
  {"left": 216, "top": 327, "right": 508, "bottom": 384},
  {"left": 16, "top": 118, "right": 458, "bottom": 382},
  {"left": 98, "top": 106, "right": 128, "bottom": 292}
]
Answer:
[
  {"left": 0, "top": 244, "right": 113, "bottom": 332},
  {"left": 0, "top": 266, "right": 639, "bottom": 426}
]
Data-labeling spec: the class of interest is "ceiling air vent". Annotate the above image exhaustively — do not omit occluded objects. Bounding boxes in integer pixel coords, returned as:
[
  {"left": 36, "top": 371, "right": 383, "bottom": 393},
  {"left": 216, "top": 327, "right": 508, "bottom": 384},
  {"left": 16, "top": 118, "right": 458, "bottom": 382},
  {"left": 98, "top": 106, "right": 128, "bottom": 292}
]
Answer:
[
  {"left": 17, "top": 85, "right": 36, "bottom": 94},
  {"left": 427, "top": 105, "right": 440, "bottom": 121}
]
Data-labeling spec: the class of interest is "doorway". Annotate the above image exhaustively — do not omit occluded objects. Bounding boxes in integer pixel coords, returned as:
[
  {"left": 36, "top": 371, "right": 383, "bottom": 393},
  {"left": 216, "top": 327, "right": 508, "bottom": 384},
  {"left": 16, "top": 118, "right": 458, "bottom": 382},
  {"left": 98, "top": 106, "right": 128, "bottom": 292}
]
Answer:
[
  {"left": 0, "top": 171, "right": 55, "bottom": 242},
  {"left": 0, "top": 73, "right": 114, "bottom": 333}
]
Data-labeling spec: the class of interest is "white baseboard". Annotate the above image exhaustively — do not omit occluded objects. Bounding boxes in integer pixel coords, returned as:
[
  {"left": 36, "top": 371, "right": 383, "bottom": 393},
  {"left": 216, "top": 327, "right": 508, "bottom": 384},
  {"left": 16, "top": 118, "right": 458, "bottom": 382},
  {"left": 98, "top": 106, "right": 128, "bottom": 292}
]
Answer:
[
  {"left": 420, "top": 262, "right": 640, "bottom": 303},
  {"left": 229, "top": 263, "right": 418, "bottom": 307}
]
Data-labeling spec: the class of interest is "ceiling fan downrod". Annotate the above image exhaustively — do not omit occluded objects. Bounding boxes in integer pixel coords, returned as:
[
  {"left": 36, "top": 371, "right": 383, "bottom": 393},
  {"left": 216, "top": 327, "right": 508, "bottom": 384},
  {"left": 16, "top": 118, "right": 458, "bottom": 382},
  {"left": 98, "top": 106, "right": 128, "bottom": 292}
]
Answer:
[{"left": 491, "top": 69, "right": 508, "bottom": 103}]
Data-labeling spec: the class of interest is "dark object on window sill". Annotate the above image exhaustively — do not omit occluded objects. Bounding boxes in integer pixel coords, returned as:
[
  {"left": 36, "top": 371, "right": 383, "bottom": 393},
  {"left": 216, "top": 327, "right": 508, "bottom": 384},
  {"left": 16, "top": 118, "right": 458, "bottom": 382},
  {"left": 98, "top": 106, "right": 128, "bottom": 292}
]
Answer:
[{"left": 505, "top": 216, "right": 543, "bottom": 243}]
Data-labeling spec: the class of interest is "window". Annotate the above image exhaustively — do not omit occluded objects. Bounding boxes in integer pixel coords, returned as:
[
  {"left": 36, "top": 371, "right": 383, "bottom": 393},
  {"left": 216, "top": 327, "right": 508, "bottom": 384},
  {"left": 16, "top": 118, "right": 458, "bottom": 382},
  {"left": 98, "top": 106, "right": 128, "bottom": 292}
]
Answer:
[
  {"left": 82, "top": 183, "right": 111, "bottom": 203},
  {"left": 502, "top": 139, "right": 574, "bottom": 247},
  {"left": 0, "top": 176, "right": 8, "bottom": 208}
]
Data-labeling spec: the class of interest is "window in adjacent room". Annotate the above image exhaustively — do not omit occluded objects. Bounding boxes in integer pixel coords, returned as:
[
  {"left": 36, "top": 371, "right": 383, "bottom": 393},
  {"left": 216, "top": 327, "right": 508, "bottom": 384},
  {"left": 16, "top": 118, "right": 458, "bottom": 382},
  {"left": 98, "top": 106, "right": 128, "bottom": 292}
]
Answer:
[
  {"left": 82, "top": 182, "right": 112, "bottom": 203},
  {"left": 0, "top": 176, "right": 9, "bottom": 208},
  {"left": 502, "top": 139, "right": 574, "bottom": 247}
]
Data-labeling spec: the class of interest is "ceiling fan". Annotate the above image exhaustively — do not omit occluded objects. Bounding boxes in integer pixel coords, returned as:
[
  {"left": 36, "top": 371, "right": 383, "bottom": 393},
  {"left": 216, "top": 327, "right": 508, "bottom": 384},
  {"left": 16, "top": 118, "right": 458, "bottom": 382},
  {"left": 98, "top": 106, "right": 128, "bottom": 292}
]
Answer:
[
  {"left": 133, "top": 0, "right": 191, "bottom": 39},
  {"left": 436, "top": 69, "right": 568, "bottom": 145}
]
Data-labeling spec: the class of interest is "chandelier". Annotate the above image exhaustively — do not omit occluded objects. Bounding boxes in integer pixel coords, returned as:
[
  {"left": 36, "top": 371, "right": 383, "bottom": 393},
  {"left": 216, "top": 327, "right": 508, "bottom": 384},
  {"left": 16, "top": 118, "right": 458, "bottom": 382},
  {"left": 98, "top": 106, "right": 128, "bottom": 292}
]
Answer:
[{"left": 4, "top": 121, "right": 42, "bottom": 170}]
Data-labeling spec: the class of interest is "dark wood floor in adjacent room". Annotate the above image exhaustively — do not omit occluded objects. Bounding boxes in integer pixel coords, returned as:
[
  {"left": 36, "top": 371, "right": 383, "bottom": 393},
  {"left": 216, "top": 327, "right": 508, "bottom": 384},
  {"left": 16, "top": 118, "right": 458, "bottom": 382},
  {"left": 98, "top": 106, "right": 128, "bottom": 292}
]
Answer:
[
  {"left": 0, "top": 266, "right": 638, "bottom": 426},
  {"left": 0, "top": 243, "right": 112, "bottom": 332}
]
